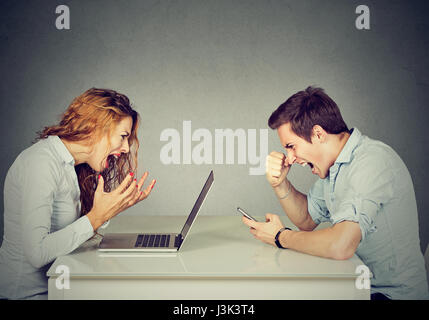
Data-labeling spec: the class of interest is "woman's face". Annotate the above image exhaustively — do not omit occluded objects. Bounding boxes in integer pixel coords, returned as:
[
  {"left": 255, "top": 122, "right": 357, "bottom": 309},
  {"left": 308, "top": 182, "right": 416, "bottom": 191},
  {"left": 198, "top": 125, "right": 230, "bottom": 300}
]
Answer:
[{"left": 88, "top": 116, "right": 133, "bottom": 172}]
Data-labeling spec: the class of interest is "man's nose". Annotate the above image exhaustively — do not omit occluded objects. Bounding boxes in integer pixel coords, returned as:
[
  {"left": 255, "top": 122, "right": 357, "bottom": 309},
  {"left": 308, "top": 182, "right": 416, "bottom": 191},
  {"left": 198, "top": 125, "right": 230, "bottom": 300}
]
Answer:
[{"left": 286, "top": 152, "right": 296, "bottom": 165}]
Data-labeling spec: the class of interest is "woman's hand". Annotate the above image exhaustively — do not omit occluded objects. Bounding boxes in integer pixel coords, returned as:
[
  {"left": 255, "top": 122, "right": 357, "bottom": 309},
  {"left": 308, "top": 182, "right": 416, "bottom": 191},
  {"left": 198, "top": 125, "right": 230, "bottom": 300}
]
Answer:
[{"left": 86, "top": 172, "right": 156, "bottom": 230}]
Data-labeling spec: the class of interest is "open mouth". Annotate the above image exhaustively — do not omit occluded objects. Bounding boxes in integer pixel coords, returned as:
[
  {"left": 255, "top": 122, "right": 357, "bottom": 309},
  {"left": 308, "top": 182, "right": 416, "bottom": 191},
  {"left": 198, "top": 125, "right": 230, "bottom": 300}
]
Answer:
[
  {"left": 300, "top": 161, "right": 314, "bottom": 169},
  {"left": 104, "top": 154, "right": 121, "bottom": 169},
  {"left": 300, "top": 161, "right": 316, "bottom": 174}
]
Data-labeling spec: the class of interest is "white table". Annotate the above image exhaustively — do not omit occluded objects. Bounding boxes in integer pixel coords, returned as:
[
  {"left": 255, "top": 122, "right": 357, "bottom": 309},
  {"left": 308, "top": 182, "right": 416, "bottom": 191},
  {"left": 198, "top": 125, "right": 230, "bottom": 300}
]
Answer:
[{"left": 47, "top": 215, "right": 370, "bottom": 299}]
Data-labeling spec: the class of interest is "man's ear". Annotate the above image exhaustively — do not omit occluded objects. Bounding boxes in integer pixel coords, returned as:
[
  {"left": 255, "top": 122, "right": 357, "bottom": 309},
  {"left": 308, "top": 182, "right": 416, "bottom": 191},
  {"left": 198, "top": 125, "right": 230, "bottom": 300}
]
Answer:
[{"left": 311, "top": 125, "right": 327, "bottom": 143}]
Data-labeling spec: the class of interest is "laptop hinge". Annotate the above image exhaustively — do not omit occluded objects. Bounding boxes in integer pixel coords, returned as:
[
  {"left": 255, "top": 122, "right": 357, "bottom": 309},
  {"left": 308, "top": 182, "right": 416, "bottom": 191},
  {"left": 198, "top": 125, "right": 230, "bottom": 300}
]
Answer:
[{"left": 175, "top": 234, "right": 184, "bottom": 248}]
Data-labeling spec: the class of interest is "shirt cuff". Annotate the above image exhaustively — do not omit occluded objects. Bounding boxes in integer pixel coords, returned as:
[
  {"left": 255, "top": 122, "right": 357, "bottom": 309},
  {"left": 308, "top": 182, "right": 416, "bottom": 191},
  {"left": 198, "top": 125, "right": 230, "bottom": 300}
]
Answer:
[
  {"left": 332, "top": 197, "right": 378, "bottom": 242},
  {"left": 307, "top": 194, "right": 328, "bottom": 225},
  {"left": 73, "top": 215, "right": 95, "bottom": 243},
  {"left": 99, "top": 220, "right": 110, "bottom": 229}
]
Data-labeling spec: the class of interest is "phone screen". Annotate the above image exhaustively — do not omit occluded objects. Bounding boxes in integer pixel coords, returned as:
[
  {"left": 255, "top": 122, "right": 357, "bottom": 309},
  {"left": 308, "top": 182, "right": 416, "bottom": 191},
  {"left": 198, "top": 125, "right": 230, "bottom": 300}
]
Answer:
[{"left": 237, "top": 207, "right": 257, "bottom": 221}]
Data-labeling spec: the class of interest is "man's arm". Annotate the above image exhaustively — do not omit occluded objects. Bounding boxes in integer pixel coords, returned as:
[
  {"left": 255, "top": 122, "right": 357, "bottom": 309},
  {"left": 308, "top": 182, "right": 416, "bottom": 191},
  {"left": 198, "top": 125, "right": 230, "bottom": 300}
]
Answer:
[
  {"left": 273, "top": 180, "right": 317, "bottom": 231},
  {"left": 265, "top": 152, "right": 319, "bottom": 231},
  {"left": 279, "top": 220, "right": 361, "bottom": 260},
  {"left": 242, "top": 214, "right": 361, "bottom": 260}
]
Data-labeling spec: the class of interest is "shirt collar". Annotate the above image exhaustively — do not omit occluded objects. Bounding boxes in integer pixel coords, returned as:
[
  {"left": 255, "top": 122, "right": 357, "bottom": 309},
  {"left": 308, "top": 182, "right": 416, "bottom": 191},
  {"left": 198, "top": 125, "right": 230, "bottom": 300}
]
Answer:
[
  {"left": 48, "top": 135, "right": 75, "bottom": 166},
  {"left": 334, "top": 128, "right": 362, "bottom": 164}
]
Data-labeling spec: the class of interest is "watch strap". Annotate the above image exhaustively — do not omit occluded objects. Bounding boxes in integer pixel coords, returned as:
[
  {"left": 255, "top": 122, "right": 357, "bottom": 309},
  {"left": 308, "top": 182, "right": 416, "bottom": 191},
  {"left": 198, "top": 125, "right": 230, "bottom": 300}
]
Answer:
[{"left": 275, "top": 227, "right": 291, "bottom": 249}]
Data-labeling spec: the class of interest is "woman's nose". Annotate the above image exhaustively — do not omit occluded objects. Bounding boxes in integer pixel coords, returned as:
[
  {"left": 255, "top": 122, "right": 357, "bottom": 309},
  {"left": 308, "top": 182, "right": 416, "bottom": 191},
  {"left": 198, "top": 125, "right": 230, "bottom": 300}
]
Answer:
[{"left": 121, "top": 139, "right": 130, "bottom": 154}]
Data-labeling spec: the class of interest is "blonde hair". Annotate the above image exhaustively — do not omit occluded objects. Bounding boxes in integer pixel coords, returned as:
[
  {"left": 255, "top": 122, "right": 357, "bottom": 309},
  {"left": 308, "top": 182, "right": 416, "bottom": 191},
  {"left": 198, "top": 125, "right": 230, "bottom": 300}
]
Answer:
[{"left": 36, "top": 88, "right": 140, "bottom": 216}]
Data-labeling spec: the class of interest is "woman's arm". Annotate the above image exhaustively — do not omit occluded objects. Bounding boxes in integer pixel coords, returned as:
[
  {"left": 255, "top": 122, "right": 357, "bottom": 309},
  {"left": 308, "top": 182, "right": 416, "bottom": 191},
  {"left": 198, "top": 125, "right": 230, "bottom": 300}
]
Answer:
[{"left": 19, "top": 154, "right": 94, "bottom": 269}]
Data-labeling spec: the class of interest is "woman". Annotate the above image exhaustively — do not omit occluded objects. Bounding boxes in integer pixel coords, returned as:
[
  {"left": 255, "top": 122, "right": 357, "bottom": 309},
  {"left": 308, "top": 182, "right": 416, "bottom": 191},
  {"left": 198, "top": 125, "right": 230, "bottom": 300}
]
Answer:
[{"left": 0, "top": 88, "right": 156, "bottom": 299}]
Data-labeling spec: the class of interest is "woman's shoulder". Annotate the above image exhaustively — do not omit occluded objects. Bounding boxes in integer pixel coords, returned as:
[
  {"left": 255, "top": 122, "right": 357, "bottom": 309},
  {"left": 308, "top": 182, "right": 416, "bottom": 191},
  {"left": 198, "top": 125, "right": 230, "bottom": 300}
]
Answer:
[
  {"left": 10, "top": 137, "right": 63, "bottom": 179},
  {"left": 20, "top": 138, "right": 56, "bottom": 161}
]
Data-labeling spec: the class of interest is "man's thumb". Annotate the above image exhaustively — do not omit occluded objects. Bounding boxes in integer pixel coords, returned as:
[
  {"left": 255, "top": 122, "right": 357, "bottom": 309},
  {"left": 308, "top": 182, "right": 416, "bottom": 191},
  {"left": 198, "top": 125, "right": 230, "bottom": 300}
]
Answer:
[{"left": 265, "top": 213, "right": 275, "bottom": 222}]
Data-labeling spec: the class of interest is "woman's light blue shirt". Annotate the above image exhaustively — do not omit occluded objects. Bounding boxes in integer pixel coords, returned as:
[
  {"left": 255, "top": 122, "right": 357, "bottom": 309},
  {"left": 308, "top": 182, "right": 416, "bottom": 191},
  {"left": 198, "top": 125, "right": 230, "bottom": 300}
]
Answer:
[
  {"left": 307, "top": 128, "right": 428, "bottom": 299},
  {"left": 0, "top": 136, "right": 94, "bottom": 299}
]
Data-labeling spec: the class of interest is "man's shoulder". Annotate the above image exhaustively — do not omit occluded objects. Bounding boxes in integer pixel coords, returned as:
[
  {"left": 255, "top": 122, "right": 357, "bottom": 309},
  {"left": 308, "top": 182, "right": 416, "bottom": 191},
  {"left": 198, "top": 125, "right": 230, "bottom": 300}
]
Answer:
[
  {"left": 352, "top": 135, "right": 401, "bottom": 168},
  {"left": 345, "top": 134, "right": 411, "bottom": 188}
]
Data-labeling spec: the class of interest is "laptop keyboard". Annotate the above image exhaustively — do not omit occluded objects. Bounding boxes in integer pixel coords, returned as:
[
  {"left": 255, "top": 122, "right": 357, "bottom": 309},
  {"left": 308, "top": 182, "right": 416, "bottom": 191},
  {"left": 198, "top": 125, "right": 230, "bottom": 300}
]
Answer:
[{"left": 134, "top": 234, "right": 171, "bottom": 248}]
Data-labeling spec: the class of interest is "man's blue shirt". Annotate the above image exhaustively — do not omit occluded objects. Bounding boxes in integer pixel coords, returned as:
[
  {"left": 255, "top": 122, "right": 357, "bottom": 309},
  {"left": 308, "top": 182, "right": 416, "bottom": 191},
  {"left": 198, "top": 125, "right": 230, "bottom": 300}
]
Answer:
[{"left": 307, "top": 128, "right": 428, "bottom": 299}]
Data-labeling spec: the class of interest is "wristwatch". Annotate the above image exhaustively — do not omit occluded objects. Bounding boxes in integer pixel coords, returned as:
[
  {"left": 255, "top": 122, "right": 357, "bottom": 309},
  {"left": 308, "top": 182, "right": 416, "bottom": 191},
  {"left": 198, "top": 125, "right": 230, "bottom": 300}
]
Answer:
[{"left": 275, "top": 227, "right": 291, "bottom": 249}]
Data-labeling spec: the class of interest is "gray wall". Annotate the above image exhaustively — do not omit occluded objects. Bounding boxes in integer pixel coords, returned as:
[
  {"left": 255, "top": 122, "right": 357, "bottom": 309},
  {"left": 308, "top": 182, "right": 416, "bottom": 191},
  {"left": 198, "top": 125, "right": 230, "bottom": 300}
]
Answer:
[{"left": 1, "top": 0, "right": 428, "bottom": 252}]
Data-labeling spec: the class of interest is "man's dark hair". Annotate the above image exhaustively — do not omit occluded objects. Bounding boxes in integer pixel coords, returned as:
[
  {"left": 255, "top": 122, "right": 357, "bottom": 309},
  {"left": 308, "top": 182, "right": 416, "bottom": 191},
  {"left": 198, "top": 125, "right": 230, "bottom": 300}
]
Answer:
[{"left": 268, "top": 86, "right": 349, "bottom": 143}]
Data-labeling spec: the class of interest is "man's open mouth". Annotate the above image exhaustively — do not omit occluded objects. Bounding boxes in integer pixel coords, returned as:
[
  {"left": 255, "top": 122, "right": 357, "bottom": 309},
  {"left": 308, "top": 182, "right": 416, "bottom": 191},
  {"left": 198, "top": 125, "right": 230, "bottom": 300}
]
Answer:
[
  {"left": 299, "top": 161, "right": 317, "bottom": 175},
  {"left": 300, "top": 162, "right": 314, "bottom": 169}
]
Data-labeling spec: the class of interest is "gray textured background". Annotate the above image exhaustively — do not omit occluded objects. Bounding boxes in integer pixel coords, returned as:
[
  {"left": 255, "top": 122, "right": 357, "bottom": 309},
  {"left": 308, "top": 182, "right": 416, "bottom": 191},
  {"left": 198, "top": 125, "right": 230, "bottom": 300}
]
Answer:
[{"left": 1, "top": 0, "right": 428, "bottom": 252}]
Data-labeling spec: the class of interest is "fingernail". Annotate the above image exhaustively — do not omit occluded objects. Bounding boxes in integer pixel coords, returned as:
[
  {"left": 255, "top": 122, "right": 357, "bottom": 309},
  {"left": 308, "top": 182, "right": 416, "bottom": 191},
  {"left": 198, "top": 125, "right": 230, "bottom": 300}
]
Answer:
[
  {"left": 130, "top": 172, "right": 134, "bottom": 177},
  {"left": 98, "top": 174, "right": 101, "bottom": 180},
  {"left": 151, "top": 180, "right": 156, "bottom": 190}
]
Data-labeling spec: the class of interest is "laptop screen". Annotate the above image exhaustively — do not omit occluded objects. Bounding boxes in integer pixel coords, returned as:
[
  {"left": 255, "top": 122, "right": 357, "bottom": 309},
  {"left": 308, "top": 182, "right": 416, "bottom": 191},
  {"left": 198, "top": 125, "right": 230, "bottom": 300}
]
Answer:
[{"left": 179, "top": 170, "right": 214, "bottom": 239}]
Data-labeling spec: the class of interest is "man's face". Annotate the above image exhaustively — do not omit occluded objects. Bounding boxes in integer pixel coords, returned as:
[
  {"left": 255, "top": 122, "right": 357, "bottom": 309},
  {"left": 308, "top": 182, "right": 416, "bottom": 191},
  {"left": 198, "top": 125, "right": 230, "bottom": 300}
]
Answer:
[
  {"left": 277, "top": 122, "right": 331, "bottom": 179},
  {"left": 88, "top": 116, "right": 133, "bottom": 172}
]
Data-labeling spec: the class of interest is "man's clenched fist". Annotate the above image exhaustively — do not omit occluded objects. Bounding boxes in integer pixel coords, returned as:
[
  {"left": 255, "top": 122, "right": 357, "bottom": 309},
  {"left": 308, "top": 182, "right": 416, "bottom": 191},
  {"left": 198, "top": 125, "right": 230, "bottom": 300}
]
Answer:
[{"left": 265, "top": 151, "right": 292, "bottom": 187}]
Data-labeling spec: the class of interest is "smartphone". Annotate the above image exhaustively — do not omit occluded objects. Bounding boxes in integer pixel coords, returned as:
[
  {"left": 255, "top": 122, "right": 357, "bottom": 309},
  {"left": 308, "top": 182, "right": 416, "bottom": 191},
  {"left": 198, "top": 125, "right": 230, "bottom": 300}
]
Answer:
[{"left": 237, "top": 207, "right": 258, "bottom": 222}]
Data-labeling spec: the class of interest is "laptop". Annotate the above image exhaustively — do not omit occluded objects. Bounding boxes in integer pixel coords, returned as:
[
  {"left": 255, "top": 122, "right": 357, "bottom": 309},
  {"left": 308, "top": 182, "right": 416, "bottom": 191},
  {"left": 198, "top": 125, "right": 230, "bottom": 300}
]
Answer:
[{"left": 98, "top": 170, "right": 214, "bottom": 252}]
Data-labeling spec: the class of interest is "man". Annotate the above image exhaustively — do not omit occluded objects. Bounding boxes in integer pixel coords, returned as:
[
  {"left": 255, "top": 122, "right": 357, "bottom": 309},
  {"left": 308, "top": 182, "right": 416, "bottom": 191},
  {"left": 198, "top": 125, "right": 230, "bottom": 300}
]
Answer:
[{"left": 242, "top": 86, "right": 428, "bottom": 300}]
